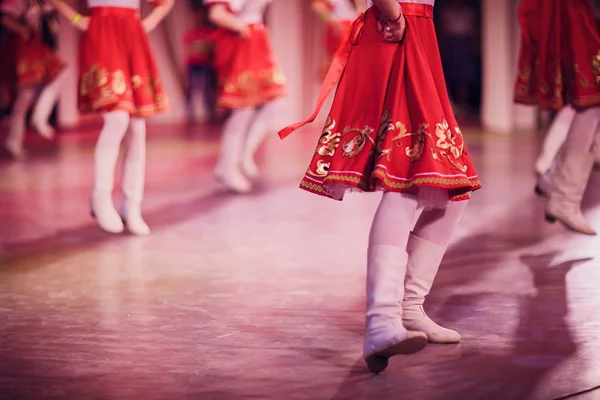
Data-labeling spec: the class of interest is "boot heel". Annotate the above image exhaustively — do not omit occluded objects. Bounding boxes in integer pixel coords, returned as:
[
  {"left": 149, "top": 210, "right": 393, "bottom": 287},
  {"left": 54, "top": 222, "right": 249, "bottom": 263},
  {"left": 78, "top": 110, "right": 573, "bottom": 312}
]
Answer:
[{"left": 545, "top": 214, "right": 556, "bottom": 223}]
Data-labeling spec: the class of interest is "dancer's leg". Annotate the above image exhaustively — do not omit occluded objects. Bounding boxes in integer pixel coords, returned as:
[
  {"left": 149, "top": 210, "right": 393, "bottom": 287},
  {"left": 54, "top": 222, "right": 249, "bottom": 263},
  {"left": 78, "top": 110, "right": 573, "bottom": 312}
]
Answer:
[
  {"left": 535, "top": 106, "right": 576, "bottom": 175},
  {"left": 545, "top": 107, "right": 600, "bottom": 235},
  {"left": 403, "top": 201, "right": 468, "bottom": 343},
  {"left": 5, "top": 88, "right": 36, "bottom": 159},
  {"left": 121, "top": 117, "right": 150, "bottom": 236},
  {"left": 91, "top": 110, "right": 130, "bottom": 233},
  {"left": 31, "top": 71, "right": 65, "bottom": 139},
  {"left": 215, "top": 108, "right": 255, "bottom": 193},
  {"left": 363, "top": 192, "right": 427, "bottom": 373}
]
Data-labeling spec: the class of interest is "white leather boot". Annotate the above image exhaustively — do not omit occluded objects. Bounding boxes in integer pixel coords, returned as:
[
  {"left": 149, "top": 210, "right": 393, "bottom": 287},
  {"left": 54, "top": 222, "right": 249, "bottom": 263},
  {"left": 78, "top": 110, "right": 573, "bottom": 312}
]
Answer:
[
  {"left": 535, "top": 106, "right": 575, "bottom": 176},
  {"left": 403, "top": 233, "right": 461, "bottom": 344},
  {"left": 91, "top": 159, "right": 124, "bottom": 234},
  {"left": 363, "top": 245, "right": 428, "bottom": 374},
  {"left": 121, "top": 124, "right": 150, "bottom": 236},
  {"left": 545, "top": 148, "right": 596, "bottom": 235}
]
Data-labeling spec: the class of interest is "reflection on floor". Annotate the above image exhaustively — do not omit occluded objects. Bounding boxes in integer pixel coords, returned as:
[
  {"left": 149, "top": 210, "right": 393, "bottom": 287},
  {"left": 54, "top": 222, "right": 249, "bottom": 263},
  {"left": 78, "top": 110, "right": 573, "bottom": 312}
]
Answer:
[{"left": 1, "top": 123, "right": 600, "bottom": 400}]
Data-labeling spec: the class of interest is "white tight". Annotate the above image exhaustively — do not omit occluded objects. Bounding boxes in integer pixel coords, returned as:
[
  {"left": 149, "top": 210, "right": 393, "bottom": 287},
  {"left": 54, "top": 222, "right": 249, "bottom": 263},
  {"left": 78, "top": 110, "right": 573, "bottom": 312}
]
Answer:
[
  {"left": 368, "top": 191, "right": 467, "bottom": 250},
  {"left": 217, "top": 101, "right": 277, "bottom": 169},
  {"left": 565, "top": 107, "right": 600, "bottom": 153},
  {"left": 93, "top": 110, "right": 146, "bottom": 195}
]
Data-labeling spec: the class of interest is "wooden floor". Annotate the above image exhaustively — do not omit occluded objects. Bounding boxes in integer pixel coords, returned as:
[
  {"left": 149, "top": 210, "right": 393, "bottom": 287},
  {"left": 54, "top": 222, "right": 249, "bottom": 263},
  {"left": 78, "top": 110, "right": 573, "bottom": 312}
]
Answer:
[{"left": 1, "top": 122, "right": 600, "bottom": 400}]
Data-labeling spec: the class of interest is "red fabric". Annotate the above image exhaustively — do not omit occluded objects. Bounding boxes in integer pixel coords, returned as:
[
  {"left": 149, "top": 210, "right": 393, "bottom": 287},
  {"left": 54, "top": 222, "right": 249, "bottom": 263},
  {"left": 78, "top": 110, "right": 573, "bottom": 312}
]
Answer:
[
  {"left": 279, "top": 4, "right": 480, "bottom": 202},
  {"left": 183, "top": 28, "right": 215, "bottom": 66},
  {"left": 15, "top": 36, "right": 66, "bottom": 87},
  {"left": 211, "top": 24, "right": 285, "bottom": 109},
  {"left": 78, "top": 7, "right": 169, "bottom": 116},
  {"left": 514, "top": 0, "right": 600, "bottom": 110}
]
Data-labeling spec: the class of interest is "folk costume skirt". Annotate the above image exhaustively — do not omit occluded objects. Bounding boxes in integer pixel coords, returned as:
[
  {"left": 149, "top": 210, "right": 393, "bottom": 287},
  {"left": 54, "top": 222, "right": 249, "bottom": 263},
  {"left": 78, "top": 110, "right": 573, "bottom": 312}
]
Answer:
[
  {"left": 78, "top": 7, "right": 169, "bottom": 116},
  {"left": 16, "top": 35, "right": 65, "bottom": 87},
  {"left": 210, "top": 22, "right": 285, "bottom": 109},
  {"left": 279, "top": 4, "right": 481, "bottom": 204},
  {"left": 514, "top": 0, "right": 600, "bottom": 110}
]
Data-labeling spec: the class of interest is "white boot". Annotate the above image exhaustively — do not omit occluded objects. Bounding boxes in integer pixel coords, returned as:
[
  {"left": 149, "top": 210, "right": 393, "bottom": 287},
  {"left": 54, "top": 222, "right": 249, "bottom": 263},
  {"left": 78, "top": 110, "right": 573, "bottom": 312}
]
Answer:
[
  {"left": 535, "top": 106, "right": 575, "bottom": 176},
  {"left": 91, "top": 187, "right": 124, "bottom": 234},
  {"left": 545, "top": 148, "right": 596, "bottom": 235},
  {"left": 215, "top": 111, "right": 253, "bottom": 194},
  {"left": 31, "top": 73, "right": 63, "bottom": 139},
  {"left": 121, "top": 121, "right": 150, "bottom": 236},
  {"left": 91, "top": 114, "right": 129, "bottom": 234},
  {"left": 363, "top": 245, "right": 428, "bottom": 374},
  {"left": 534, "top": 171, "right": 552, "bottom": 198},
  {"left": 403, "top": 233, "right": 461, "bottom": 344}
]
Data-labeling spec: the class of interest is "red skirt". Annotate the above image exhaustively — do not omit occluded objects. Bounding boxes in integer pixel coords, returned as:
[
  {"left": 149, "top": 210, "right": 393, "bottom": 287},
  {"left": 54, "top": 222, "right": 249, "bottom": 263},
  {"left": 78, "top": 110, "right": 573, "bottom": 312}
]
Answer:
[
  {"left": 211, "top": 23, "right": 286, "bottom": 109},
  {"left": 78, "top": 7, "right": 169, "bottom": 116},
  {"left": 279, "top": 4, "right": 481, "bottom": 202},
  {"left": 320, "top": 20, "right": 353, "bottom": 79},
  {"left": 16, "top": 36, "right": 66, "bottom": 87},
  {"left": 514, "top": 0, "right": 600, "bottom": 110}
]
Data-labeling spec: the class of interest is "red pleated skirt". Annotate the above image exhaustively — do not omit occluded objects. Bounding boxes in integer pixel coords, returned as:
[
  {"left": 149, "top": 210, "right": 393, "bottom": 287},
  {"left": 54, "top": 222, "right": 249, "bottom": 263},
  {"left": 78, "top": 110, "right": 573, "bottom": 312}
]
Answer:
[
  {"left": 283, "top": 4, "right": 480, "bottom": 202},
  {"left": 514, "top": 0, "right": 600, "bottom": 110},
  {"left": 320, "top": 20, "right": 353, "bottom": 79},
  {"left": 78, "top": 7, "right": 169, "bottom": 116},
  {"left": 211, "top": 23, "right": 286, "bottom": 109},
  {"left": 16, "top": 36, "right": 66, "bottom": 87}
]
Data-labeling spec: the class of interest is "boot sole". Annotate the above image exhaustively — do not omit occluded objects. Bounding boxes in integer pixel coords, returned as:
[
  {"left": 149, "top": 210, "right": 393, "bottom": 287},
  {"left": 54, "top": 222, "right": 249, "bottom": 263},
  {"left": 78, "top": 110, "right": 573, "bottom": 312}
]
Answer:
[{"left": 364, "top": 335, "right": 428, "bottom": 374}]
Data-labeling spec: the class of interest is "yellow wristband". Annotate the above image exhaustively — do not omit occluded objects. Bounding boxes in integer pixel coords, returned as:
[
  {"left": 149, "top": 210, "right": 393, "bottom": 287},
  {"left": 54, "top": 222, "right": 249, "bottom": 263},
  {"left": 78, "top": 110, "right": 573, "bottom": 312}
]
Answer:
[{"left": 72, "top": 13, "right": 81, "bottom": 24}]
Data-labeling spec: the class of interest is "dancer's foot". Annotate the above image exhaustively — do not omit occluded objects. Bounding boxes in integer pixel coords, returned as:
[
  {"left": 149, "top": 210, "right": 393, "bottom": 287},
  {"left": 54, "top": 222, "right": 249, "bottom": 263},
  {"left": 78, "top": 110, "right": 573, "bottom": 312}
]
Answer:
[
  {"left": 241, "top": 157, "right": 260, "bottom": 180},
  {"left": 91, "top": 193, "right": 125, "bottom": 234},
  {"left": 215, "top": 166, "right": 252, "bottom": 194},
  {"left": 5, "top": 142, "right": 26, "bottom": 161},
  {"left": 32, "top": 120, "right": 55, "bottom": 140},
  {"left": 122, "top": 213, "right": 151, "bottom": 236}
]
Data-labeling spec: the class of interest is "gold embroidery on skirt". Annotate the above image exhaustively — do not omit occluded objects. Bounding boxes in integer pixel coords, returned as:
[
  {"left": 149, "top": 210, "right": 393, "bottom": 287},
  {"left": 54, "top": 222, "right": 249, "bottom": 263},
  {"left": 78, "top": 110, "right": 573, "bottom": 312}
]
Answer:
[
  {"left": 222, "top": 68, "right": 285, "bottom": 96},
  {"left": 316, "top": 116, "right": 341, "bottom": 157},
  {"left": 341, "top": 125, "right": 374, "bottom": 157},
  {"left": 307, "top": 159, "right": 331, "bottom": 178},
  {"left": 593, "top": 50, "right": 600, "bottom": 84},
  {"left": 112, "top": 70, "right": 127, "bottom": 95},
  {"left": 132, "top": 75, "right": 143, "bottom": 89},
  {"left": 575, "top": 64, "right": 591, "bottom": 88}
]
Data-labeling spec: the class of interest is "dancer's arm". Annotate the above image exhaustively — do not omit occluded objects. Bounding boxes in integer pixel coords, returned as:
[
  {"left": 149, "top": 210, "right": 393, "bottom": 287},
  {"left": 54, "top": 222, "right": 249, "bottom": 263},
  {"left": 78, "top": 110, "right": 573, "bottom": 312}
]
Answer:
[
  {"left": 142, "top": 0, "right": 174, "bottom": 33},
  {"left": 372, "top": 0, "right": 406, "bottom": 42},
  {"left": 0, "top": 14, "right": 32, "bottom": 39},
  {"left": 208, "top": 3, "right": 249, "bottom": 38},
  {"left": 45, "top": 0, "right": 89, "bottom": 31}
]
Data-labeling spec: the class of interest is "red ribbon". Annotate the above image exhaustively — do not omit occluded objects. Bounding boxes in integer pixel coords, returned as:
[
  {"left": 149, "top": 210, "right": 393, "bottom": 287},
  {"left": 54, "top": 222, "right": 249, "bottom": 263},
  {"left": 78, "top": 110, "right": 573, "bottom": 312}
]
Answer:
[{"left": 277, "top": 13, "right": 365, "bottom": 139}]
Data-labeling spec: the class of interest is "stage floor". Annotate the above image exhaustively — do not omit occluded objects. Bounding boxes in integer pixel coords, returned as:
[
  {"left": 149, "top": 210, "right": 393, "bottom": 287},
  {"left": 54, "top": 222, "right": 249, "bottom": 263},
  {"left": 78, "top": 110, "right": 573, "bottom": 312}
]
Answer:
[{"left": 1, "top": 123, "right": 600, "bottom": 400}]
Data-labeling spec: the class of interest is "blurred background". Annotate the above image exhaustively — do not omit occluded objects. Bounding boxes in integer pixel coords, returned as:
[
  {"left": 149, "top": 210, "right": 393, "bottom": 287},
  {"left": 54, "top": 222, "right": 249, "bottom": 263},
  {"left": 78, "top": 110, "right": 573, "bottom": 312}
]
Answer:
[{"left": 0, "top": 0, "right": 545, "bottom": 138}]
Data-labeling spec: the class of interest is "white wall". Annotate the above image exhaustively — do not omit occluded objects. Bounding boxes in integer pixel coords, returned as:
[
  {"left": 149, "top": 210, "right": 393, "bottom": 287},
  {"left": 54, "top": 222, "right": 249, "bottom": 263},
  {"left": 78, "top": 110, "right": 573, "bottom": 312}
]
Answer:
[{"left": 481, "top": 0, "right": 537, "bottom": 134}]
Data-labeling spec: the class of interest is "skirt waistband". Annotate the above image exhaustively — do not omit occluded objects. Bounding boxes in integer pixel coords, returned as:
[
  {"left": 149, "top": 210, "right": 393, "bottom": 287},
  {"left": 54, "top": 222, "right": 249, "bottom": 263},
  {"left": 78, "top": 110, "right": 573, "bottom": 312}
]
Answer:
[
  {"left": 369, "top": 3, "right": 433, "bottom": 18},
  {"left": 90, "top": 7, "right": 140, "bottom": 19}
]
